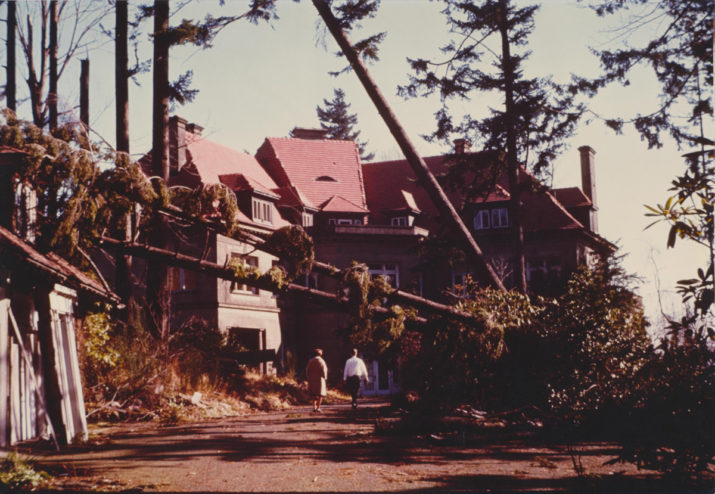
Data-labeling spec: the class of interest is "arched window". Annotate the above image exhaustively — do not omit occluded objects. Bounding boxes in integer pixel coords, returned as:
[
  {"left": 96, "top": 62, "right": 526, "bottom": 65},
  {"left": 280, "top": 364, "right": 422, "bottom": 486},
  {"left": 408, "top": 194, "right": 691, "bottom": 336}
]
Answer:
[{"left": 315, "top": 176, "right": 338, "bottom": 182}]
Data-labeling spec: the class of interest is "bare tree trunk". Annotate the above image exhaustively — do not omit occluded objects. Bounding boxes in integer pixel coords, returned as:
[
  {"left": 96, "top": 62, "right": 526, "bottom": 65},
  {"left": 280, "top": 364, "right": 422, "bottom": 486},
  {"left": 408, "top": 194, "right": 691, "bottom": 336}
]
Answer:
[
  {"left": 115, "top": 0, "right": 134, "bottom": 324},
  {"left": 498, "top": 0, "right": 527, "bottom": 293},
  {"left": 79, "top": 58, "right": 89, "bottom": 127},
  {"left": 24, "top": 8, "right": 49, "bottom": 127},
  {"left": 48, "top": 0, "right": 58, "bottom": 131},
  {"left": 312, "top": 0, "right": 505, "bottom": 292},
  {"left": 115, "top": 0, "right": 130, "bottom": 154},
  {"left": 7, "top": 0, "right": 17, "bottom": 112},
  {"left": 147, "top": 0, "right": 171, "bottom": 344}
]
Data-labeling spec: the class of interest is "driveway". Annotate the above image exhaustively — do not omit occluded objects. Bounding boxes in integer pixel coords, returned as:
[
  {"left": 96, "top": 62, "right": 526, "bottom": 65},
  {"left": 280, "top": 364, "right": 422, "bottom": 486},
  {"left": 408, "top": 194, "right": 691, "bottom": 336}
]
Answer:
[{"left": 14, "top": 399, "right": 694, "bottom": 492}]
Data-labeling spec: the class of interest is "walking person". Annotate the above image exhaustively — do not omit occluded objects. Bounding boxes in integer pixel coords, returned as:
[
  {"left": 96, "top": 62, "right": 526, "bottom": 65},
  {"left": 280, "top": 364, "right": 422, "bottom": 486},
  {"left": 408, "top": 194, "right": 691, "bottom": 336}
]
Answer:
[
  {"left": 343, "top": 349, "right": 369, "bottom": 408},
  {"left": 305, "top": 348, "right": 328, "bottom": 413}
]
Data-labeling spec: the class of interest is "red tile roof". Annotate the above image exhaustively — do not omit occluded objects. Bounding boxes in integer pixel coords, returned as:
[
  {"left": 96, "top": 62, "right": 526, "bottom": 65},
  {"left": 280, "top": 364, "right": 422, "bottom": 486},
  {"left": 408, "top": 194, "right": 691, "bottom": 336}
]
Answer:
[
  {"left": 140, "top": 130, "right": 289, "bottom": 229},
  {"left": 272, "top": 186, "right": 317, "bottom": 210},
  {"left": 320, "top": 194, "right": 369, "bottom": 213},
  {"left": 364, "top": 154, "right": 587, "bottom": 233},
  {"left": 255, "top": 137, "right": 368, "bottom": 214},
  {"left": 186, "top": 134, "right": 279, "bottom": 193},
  {"left": 553, "top": 187, "right": 592, "bottom": 208}
]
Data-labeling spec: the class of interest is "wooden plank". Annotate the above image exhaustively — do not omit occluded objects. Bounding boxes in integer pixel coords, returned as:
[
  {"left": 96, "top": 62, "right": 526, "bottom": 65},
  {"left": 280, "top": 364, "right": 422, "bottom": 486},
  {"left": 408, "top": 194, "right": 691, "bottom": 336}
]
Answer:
[
  {"left": 0, "top": 299, "right": 9, "bottom": 447},
  {"left": 8, "top": 307, "right": 59, "bottom": 450},
  {"left": 10, "top": 340, "right": 18, "bottom": 445}
]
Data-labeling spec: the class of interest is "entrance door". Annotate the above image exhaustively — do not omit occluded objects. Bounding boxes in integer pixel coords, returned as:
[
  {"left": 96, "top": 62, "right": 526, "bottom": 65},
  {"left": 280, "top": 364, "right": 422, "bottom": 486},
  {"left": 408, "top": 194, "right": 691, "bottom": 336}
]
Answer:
[{"left": 361, "top": 359, "right": 400, "bottom": 396}]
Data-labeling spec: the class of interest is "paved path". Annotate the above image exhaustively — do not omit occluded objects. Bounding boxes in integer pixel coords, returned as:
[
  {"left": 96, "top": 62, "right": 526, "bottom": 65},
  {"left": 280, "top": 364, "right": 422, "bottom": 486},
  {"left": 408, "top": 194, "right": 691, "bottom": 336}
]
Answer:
[{"left": 18, "top": 400, "right": 684, "bottom": 493}]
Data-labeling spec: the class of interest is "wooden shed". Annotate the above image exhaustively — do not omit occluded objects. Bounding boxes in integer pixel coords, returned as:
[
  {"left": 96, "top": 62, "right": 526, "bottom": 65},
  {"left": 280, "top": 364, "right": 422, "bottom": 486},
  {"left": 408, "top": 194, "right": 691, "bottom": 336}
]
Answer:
[{"left": 0, "top": 224, "right": 117, "bottom": 447}]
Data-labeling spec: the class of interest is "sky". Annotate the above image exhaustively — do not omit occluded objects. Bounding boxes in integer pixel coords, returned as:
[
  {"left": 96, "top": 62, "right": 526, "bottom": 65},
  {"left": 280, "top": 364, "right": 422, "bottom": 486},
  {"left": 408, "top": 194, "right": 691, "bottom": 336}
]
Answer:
[{"left": 3, "top": 0, "right": 711, "bottom": 332}]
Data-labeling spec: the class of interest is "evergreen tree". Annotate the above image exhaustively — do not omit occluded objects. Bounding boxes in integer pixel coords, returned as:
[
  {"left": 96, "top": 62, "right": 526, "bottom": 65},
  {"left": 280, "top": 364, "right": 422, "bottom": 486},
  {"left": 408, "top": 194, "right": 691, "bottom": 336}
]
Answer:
[
  {"left": 316, "top": 88, "right": 374, "bottom": 161},
  {"left": 400, "top": 0, "right": 585, "bottom": 292}
]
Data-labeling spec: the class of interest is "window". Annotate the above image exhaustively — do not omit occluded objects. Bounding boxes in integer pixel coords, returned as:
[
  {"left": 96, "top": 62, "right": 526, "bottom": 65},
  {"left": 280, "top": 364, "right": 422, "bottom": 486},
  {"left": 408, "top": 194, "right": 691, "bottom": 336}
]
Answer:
[
  {"left": 450, "top": 270, "right": 471, "bottom": 297},
  {"left": 170, "top": 267, "right": 197, "bottom": 292},
  {"left": 302, "top": 212, "right": 313, "bottom": 227},
  {"left": 303, "top": 273, "right": 319, "bottom": 289},
  {"left": 473, "top": 210, "right": 490, "bottom": 230},
  {"left": 391, "top": 216, "right": 408, "bottom": 226},
  {"left": 368, "top": 263, "right": 399, "bottom": 288},
  {"left": 329, "top": 218, "right": 360, "bottom": 225},
  {"left": 491, "top": 208, "right": 509, "bottom": 228},
  {"left": 526, "top": 258, "right": 562, "bottom": 284},
  {"left": 230, "top": 253, "right": 259, "bottom": 294},
  {"left": 315, "top": 175, "right": 338, "bottom": 182},
  {"left": 252, "top": 198, "right": 273, "bottom": 224}
]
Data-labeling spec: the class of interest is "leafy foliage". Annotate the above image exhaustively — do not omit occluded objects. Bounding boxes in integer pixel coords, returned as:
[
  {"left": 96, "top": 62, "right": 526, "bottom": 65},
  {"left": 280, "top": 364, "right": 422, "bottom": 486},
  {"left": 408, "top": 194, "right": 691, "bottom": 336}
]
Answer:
[
  {"left": 261, "top": 225, "right": 315, "bottom": 279},
  {"left": 0, "top": 453, "right": 50, "bottom": 491},
  {"left": 541, "top": 258, "right": 651, "bottom": 426},
  {"left": 614, "top": 326, "right": 715, "bottom": 477}
]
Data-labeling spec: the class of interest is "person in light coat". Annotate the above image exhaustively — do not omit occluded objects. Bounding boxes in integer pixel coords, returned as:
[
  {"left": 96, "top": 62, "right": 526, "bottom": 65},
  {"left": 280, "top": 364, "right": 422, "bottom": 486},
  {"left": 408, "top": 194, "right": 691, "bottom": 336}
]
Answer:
[
  {"left": 343, "top": 348, "right": 369, "bottom": 408},
  {"left": 305, "top": 348, "right": 328, "bottom": 412}
]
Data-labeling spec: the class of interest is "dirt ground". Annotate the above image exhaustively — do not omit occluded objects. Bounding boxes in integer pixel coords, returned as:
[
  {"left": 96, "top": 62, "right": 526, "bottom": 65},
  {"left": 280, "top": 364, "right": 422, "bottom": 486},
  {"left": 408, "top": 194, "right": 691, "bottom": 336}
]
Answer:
[{"left": 10, "top": 399, "right": 712, "bottom": 493}]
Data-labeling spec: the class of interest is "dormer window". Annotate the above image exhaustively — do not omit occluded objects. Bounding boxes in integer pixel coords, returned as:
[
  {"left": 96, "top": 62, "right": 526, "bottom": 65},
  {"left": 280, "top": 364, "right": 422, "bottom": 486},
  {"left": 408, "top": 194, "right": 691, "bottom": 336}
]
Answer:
[
  {"left": 473, "top": 208, "right": 508, "bottom": 230},
  {"left": 315, "top": 176, "right": 338, "bottom": 182},
  {"left": 473, "top": 210, "right": 490, "bottom": 230},
  {"left": 252, "top": 197, "right": 273, "bottom": 224},
  {"left": 390, "top": 216, "right": 409, "bottom": 226},
  {"left": 491, "top": 208, "right": 509, "bottom": 228},
  {"left": 302, "top": 212, "right": 314, "bottom": 227}
]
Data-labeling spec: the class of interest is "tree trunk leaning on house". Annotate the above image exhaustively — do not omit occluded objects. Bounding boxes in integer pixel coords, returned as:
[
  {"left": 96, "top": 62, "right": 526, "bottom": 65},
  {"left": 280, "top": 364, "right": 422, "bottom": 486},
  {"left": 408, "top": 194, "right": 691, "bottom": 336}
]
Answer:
[
  {"left": 147, "top": 0, "right": 172, "bottom": 345},
  {"left": 312, "top": 0, "right": 505, "bottom": 292}
]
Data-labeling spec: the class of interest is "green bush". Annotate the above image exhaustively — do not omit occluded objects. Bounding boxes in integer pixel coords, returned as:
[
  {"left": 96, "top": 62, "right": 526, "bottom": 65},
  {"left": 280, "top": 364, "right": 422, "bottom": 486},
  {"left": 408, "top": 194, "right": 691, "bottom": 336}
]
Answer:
[{"left": 0, "top": 453, "right": 50, "bottom": 491}]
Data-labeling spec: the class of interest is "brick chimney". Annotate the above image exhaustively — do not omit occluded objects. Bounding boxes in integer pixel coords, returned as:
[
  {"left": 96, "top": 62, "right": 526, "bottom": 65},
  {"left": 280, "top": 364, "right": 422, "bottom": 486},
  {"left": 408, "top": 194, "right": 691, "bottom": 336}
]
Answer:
[
  {"left": 578, "top": 145, "right": 598, "bottom": 233},
  {"left": 453, "top": 138, "right": 472, "bottom": 154},
  {"left": 169, "top": 116, "right": 187, "bottom": 175},
  {"left": 291, "top": 127, "right": 330, "bottom": 140}
]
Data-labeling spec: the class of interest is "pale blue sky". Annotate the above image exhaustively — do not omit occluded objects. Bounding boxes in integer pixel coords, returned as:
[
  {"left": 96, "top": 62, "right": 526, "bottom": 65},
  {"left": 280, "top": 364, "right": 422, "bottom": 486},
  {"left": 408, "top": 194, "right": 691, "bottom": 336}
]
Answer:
[{"left": 4, "top": 0, "right": 710, "bottom": 331}]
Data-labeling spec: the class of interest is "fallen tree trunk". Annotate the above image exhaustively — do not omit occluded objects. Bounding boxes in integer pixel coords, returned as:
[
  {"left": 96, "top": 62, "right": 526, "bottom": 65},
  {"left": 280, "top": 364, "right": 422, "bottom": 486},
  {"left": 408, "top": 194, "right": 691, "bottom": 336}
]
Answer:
[
  {"left": 99, "top": 236, "right": 484, "bottom": 325},
  {"left": 156, "top": 206, "right": 480, "bottom": 322},
  {"left": 312, "top": 0, "right": 505, "bottom": 292}
]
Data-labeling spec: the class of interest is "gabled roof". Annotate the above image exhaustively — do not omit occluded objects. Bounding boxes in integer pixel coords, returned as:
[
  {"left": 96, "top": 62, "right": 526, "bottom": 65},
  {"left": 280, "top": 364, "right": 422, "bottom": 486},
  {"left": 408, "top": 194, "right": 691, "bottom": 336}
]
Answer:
[
  {"left": 140, "top": 129, "right": 289, "bottom": 229},
  {"left": 320, "top": 194, "right": 369, "bottom": 213},
  {"left": 255, "top": 137, "right": 368, "bottom": 214},
  {"left": 184, "top": 134, "right": 280, "bottom": 194},
  {"left": 0, "top": 225, "right": 119, "bottom": 302}
]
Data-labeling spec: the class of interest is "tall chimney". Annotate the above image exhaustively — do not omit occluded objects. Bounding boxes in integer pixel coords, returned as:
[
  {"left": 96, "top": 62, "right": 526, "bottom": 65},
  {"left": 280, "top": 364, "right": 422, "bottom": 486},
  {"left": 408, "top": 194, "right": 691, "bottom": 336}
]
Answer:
[
  {"left": 169, "top": 116, "right": 187, "bottom": 174},
  {"left": 453, "top": 138, "right": 471, "bottom": 154},
  {"left": 578, "top": 145, "right": 598, "bottom": 233}
]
